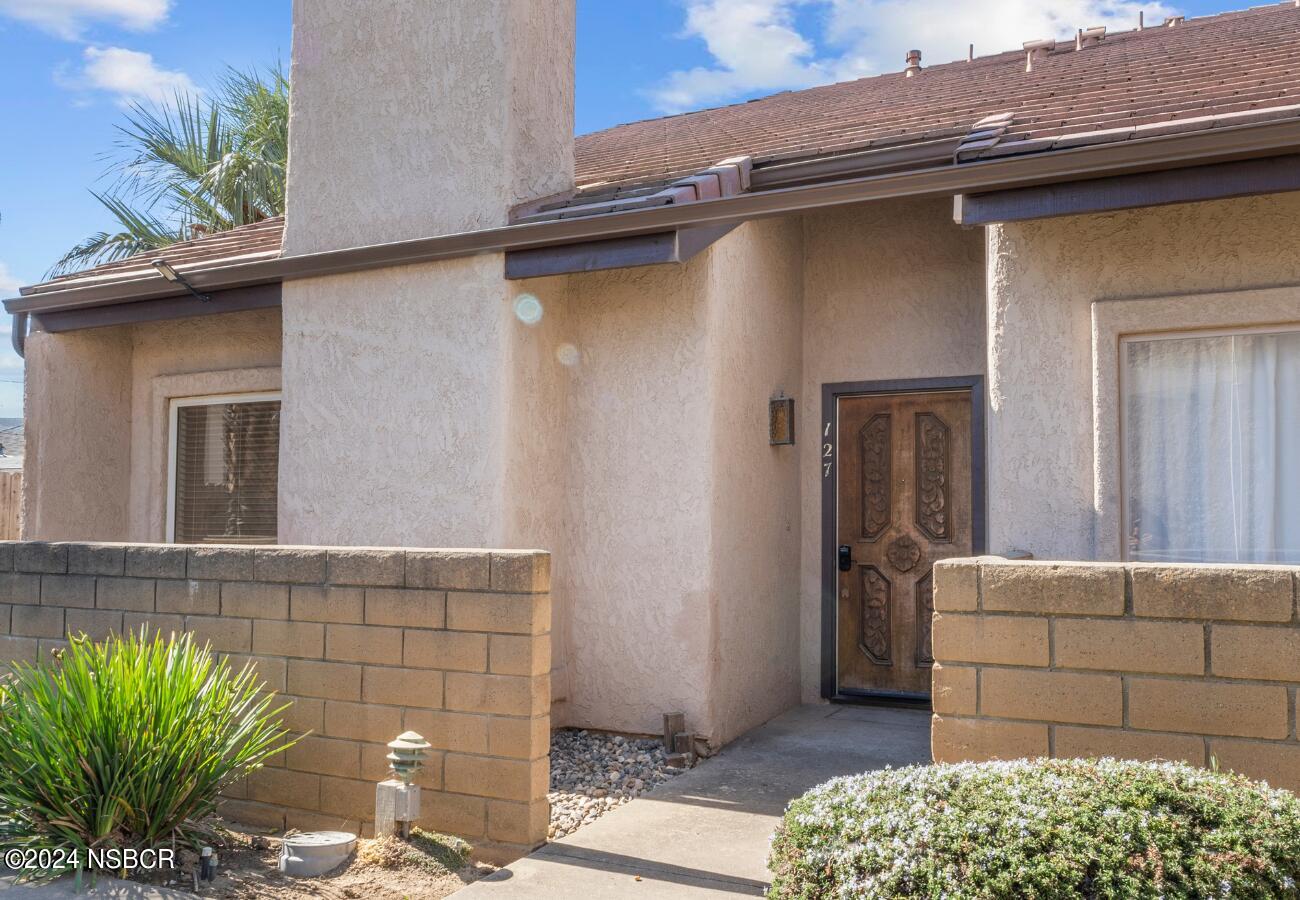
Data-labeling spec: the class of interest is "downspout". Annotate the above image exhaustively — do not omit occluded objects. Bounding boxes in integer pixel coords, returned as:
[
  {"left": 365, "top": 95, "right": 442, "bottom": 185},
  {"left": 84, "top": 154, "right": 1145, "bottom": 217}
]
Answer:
[{"left": 10, "top": 312, "right": 27, "bottom": 359}]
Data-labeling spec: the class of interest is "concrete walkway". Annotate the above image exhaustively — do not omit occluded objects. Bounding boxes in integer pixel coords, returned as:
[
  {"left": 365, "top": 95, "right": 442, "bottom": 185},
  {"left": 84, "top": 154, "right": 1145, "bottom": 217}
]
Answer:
[{"left": 456, "top": 703, "right": 930, "bottom": 898}]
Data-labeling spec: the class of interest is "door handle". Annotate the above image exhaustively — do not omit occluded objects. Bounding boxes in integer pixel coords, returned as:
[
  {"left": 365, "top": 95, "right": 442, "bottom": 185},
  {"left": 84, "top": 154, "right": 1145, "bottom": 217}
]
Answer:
[{"left": 837, "top": 545, "right": 853, "bottom": 572}]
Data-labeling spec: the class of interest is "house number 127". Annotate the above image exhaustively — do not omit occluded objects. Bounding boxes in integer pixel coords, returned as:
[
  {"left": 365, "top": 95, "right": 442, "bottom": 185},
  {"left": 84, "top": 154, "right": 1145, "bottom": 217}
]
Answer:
[{"left": 822, "top": 422, "right": 833, "bottom": 478}]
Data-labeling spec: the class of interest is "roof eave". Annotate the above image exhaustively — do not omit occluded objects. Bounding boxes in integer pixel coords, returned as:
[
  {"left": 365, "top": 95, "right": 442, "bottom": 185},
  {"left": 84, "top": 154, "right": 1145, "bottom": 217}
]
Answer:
[{"left": 9, "top": 114, "right": 1300, "bottom": 317}]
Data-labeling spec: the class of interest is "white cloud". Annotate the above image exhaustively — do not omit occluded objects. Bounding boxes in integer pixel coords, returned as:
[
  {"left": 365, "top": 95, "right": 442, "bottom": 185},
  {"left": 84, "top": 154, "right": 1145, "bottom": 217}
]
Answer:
[
  {"left": 65, "top": 45, "right": 198, "bottom": 106},
  {"left": 648, "top": 0, "right": 1177, "bottom": 113},
  {"left": 0, "top": 0, "right": 170, "bottom": 40},
  {"left": 0, "top": 263, "right": 20, "bottom": 295}
]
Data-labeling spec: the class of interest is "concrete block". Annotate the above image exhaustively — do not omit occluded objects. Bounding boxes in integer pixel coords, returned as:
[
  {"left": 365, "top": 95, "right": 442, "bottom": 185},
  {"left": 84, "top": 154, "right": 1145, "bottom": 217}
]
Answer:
[
  {"left": 931, "top": 663, "right": 977, "bottom": 715},
  {"left": 1132, "top": 565, "right": 1292, "bottom": 621},
  {"left": 155, "top": 579, "right": 219, "bottom": 615},
  {"left": 489, "top": 553, "right": 550, "bottom": 593},
  {"left": 67, "top": 544, "right": 125, "bottom": 576},
  {"left": 327, "top": 549, "right": 404, "bottom": 587},
  {"left": 447, "top": 592, "right": 549, "bottom": 635},
  {"left": 0, "top": 543, "right": 14, "bottom": 571},
  {"left": 323, "top": 700, "right": 402, "bottom": 742},
  {"left": 280, "top": 696, "right": 325, "bottom": 733},
  {"left": 97, "top": 577, "right": 157, "bottom": 612},
  {"left": 1054, "top": 726, "right": 1204, "bottom": 765},
  {"left": 405, "top": 552, "right": 489, "bottom": 591},
  {"left": 223, "top": 582, "right": 290, "bottom": 619},
  {"left": 1129, "top": 678, "right": 1288, "bottom": 738},
  {"left": 488, "top": 633, "right": 549, "bottom": 676},
  {"left": 487, "top": 716, "right": 550, "bottom": 760},
  {"left": 981, "top": 669, "right": 1122, "bottom": 726},
  {"left": 188, "top": 546, "right": 255, "bottom": 581},
  {"left": 65, "top": 608, "right": 124, "bottom": 642},
  {"left": 247, "top": 766, "right": 321, "bottom": 809},
  {"left": 366, "top": 588, "right": 446, "bottom": 628},
  {"left": 1210, "top": 738, "right": 1300, "bottom": 792},
  {"left": 981, "top": 561, "right": 1125, "bottom": 616},
  {"left": 1055, "top": 619, "right": 1204, "bottom": 675},
  {"left": 40, "top": 574, "right": 96, "bottom": 609},
  {"left": 404, "top": 630, "right": 488, "bottom": 672},
  {"left": 255, "top": 548, "right": 328, "bottom": 584},
  {"left": 487, "top": 799, "right": 548, "bottom": 846},
  {"left": 124, "top": 545, "right": 187, "bottom": 579},
  {"left": 253, "top": 619, "right": 324, "bottom": 658},
  {"left": 0, "top": 572, "right": 40, "bottom": 606},
  {"left": 419, "top": 792, "right": 485, "bottom": 838},
  {"left": 186, "top": 615, "right": 253, "bottom": 653},
  {"left": 317, "top": 776, "right": 377, "bottom": 820},
  {"left": 224, "top": 653, "right": 287, "bottom": 692},
  {"left": 15, "top": 543, "right": 68, "bottom": 574},
  {"left": 12, "top": 605, "right": 64, "bottom": 638},
  {"left": 286, "top": 735, "right": 362, "bottom": 779},
  {"left": 933, "top": 559, "right": 978, "bottom": 612},
  {"left": 362, "top": 665, "right": 444, "bottom": 709},
  {"left": 291, "top": 586, "right": 364, "bottom": 623},
  {"left": 288, "top": 658, "right": 363, "bottom": 701},
  {"left": 123, "top": 612, "right": 184, "bottom": 637},
  {"left": 1212, "top": 625, "right": 1300, "bottom": 681},
  {"left": 0, "top": 633, "right": 39, "bottom": 665},
  {"left": 931, "top": 714, "right": 1049, "bottom": 763},
  {"left": 444, "top": 754, "right": 546, "bottom": 802},
  {"left": 932, "top": 614, "right": 1049, "bottom": 667},
  {"left": 325, "top": 624, "right": 401, "bottom": 665},
  {"left": 445, "top": 672, "right": 547, "bottom": 717},
  {"left": 404, "top": 710, "right": 491, "bottom": 754}
]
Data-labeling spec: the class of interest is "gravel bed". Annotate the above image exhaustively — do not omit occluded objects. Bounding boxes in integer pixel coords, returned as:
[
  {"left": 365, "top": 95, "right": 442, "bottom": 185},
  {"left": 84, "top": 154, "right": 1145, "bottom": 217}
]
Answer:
[{"left": 548, "top": 729, "right": 684, "bottom": 839}]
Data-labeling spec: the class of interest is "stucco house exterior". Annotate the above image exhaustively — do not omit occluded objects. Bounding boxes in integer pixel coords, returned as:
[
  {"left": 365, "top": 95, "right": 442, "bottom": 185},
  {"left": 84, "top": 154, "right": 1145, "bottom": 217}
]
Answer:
[{"left": 8, "top": 0, "right": 1300, "bottom": 757}]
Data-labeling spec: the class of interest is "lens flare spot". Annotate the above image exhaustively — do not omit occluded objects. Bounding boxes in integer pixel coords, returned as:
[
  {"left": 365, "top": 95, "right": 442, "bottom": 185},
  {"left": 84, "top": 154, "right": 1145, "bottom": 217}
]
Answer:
[
  {"left": 556, "top": 343, "right": 580, "bottom": 367},
  {"left": 513, "top": 294, "right": 543, "bottom": 325}
]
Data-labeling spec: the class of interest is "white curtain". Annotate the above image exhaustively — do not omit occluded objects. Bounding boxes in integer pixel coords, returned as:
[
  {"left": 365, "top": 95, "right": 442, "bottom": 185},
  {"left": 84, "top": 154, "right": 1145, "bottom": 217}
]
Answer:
[{"left": 1124, "top": 329, "right": 1300, "bottom": 564}]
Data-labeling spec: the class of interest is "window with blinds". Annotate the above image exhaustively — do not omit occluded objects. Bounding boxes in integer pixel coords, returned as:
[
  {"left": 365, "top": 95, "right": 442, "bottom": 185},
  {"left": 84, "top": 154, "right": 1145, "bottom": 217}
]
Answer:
[{"left": 170, "top": 395, "right": 281, "bottom": 544}]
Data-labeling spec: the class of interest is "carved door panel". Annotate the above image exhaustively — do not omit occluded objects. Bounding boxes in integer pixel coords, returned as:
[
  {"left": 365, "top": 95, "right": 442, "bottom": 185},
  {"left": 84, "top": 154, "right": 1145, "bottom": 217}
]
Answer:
[{"left": 837, "top": 391, "right": 973, "bottom": 697}]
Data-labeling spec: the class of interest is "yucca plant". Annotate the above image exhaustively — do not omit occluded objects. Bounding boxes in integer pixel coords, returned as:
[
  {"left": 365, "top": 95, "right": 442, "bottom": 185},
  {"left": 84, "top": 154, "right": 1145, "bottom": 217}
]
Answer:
[{"left": 0, "top": 629, "right": 296, "bottom": 877}]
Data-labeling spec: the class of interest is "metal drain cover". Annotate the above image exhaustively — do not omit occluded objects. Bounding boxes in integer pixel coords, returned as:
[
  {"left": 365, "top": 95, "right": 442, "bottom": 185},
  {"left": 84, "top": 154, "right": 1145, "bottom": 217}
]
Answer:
[{"left": 278, "top": 831, "right": 357, "bottom": 877}]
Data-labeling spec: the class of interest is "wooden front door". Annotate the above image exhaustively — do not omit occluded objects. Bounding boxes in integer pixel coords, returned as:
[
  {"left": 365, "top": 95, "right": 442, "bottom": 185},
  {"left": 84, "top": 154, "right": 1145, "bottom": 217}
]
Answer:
[{"left": 836, "top": 390, "right": 973, "bottom": 697}]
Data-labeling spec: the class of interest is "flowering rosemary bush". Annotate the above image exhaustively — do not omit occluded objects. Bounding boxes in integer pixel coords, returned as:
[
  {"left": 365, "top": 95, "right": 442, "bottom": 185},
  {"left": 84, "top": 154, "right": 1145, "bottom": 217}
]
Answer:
[{"left": 768, "top": 758, "right": 1300, "bottom": 899}]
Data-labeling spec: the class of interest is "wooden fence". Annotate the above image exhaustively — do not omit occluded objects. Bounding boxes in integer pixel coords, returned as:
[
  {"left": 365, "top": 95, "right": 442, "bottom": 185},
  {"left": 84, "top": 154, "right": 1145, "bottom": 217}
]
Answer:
[{"left": 0, "top": 472, "right": 21, "bottom": 540}]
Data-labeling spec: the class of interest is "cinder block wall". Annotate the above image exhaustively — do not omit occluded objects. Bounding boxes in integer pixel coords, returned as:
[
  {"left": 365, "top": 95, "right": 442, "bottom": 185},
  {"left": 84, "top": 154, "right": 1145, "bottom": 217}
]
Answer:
[
  {"left": 932, "top": 557, "right": 1300, "bottom": 792},
  {"left": 0, "top": 541, "right": 550, "bottom": 862}
]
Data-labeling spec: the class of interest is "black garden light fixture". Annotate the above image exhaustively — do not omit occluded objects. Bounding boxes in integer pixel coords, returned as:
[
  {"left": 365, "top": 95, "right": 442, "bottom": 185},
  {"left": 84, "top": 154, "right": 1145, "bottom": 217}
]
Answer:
[{"left": 152, "top": 258, "right": 211, "bottom": 302}]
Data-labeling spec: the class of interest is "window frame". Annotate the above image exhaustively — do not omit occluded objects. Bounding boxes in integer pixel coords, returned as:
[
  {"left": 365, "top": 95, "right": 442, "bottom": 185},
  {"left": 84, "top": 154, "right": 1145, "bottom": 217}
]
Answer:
[
  {"left": 165, "top": 390, "right": 283, "bottom": 544},
  {"left": 1118, "top": 323, "right": 1300, "bottom": 562}
]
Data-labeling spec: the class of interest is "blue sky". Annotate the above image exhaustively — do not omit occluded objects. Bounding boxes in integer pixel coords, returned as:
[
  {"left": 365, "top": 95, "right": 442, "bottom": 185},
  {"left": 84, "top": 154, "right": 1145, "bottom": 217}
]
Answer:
[{"left": 0, "top": 0, "right": 1245, "bottom": 415}]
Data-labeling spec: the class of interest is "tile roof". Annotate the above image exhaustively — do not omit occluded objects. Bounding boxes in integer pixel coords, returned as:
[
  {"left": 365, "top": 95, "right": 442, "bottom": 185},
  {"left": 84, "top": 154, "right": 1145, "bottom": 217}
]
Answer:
[
  {"left": 574, "top": 2, "right": 1300, "bottom": 197},
  {"left": 26, "top": 2, "right": 1300, "bottom": 291},
  {"left": 40, "top": 216, "right": 284, "bottom": 289}
]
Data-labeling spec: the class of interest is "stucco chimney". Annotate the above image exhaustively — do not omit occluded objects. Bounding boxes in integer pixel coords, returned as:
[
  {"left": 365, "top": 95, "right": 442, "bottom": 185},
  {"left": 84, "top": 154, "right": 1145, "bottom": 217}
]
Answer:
[
  {"left": 282, "top": 0, "right": 576, "bottom": 256},
  {"left": 904, "top": 49, "right": 922, "bottom": 76}
]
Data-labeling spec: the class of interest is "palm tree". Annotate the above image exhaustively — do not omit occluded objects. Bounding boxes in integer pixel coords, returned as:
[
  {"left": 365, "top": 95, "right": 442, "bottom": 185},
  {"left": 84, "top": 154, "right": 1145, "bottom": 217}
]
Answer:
[{"left": 51, "top": 65, "right": 288, "bottom": 277}]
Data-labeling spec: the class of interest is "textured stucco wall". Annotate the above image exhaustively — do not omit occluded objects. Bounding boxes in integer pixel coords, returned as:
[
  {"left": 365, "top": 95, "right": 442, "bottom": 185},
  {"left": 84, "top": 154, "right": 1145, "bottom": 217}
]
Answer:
[
  {"left": 280, "top": 258, "right": 518, "bottom": 547},
  {"left": 704, "top": 218, "right": 804, "bottom": 742},
  {"left": 23, "top": 327, "right": 132, "bottom": 540},
  {"left": 987, "top": 191, "right": 1300, "bottom": 561},
  {"left": 283, "top": 0, "right": 574, "bottom": 254},
  {"left": 127, "top": 310, "right": 282, "bottom": 541},
  {"left": 797, "top": 199, "right": 987, "bottom": 701},
  {"left": 23, "top": 311, "right": 283, "bottom": 543}
]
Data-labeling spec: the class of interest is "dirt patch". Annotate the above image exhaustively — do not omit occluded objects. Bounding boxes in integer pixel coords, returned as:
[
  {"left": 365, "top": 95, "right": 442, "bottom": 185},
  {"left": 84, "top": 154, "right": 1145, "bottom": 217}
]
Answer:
[{"left": 149, "top": 823, "right": 491, "bottom": 899}]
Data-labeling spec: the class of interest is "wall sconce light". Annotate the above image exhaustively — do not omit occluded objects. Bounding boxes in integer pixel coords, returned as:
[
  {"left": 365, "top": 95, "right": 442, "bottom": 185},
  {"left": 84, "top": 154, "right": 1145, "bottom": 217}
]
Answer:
[{"left": 769, "top": 395, "right": 795, "bottom": 445}]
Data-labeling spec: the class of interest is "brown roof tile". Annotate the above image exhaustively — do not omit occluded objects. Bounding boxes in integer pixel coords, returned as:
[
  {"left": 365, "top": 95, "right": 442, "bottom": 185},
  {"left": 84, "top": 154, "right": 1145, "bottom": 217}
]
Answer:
[{"left": 27, "top": 2, "right": 1300, "bottom": 291}]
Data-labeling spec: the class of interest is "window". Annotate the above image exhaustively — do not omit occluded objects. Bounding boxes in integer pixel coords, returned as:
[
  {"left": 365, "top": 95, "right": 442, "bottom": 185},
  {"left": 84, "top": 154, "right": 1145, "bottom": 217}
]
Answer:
[
  {"left": 167, "top": 393, "right": 281, "bottom": 544},
  {"left": 1122, "top": 327, "right": 1300, "bottom": 563}
]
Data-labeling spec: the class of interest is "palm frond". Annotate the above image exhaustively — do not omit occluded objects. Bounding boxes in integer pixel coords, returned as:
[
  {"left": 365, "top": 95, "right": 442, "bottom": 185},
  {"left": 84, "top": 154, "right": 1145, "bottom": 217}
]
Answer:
[
  {"left": 48, "top": 193, "right": 180, "bottom": 278},
  {"left": 54, "top": 63, "right": 289, "bottom": 276}
]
